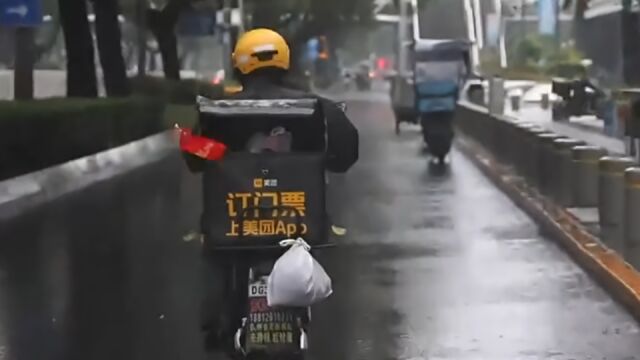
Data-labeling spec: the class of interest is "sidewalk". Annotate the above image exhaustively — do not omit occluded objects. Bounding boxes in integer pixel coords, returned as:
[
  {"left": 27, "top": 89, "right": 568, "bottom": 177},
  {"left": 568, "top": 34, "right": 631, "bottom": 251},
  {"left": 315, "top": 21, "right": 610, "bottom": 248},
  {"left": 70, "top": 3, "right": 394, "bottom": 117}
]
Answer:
[
  {"left": 508, "top": 105, "right": 626, "bottom": 154},
  {"left": 503, "top": 82, "right": 626, "bottom": 155}
]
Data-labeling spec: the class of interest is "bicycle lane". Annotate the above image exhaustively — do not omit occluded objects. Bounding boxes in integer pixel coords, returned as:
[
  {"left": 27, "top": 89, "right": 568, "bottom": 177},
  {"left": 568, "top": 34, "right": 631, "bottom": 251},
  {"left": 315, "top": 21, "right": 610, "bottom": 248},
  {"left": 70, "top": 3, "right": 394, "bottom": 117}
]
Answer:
[{"left": 306, "top": 98, "right": 640, "bottom": 359}]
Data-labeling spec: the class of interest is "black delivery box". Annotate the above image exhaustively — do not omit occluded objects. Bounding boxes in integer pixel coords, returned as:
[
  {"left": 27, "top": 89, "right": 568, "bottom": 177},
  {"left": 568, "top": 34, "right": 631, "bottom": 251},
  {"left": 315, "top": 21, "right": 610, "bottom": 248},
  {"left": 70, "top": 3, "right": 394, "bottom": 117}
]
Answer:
[{"left": 197, "top": 97, "right": 329, "bottom": 249}]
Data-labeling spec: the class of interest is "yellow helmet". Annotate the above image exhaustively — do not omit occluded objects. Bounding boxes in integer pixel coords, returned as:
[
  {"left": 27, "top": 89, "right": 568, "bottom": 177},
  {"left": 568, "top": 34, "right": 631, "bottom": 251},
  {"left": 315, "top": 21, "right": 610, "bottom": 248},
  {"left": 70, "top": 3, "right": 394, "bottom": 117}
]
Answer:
[{"left": 232, "top": 28, "right": 290, "bottom": 75}]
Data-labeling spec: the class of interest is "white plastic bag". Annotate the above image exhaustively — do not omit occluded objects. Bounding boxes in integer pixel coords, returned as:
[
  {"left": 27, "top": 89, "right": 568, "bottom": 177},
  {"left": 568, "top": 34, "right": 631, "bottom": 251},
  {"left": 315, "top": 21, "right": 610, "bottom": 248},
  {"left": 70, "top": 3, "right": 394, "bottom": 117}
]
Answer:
[{"left": 267, "top": 238, "right": 333, "bottom": 307}]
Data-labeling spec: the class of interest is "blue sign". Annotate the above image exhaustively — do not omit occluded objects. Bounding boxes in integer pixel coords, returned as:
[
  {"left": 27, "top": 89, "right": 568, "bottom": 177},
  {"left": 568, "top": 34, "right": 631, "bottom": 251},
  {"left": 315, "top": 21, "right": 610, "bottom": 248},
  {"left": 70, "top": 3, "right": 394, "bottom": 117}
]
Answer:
[
  {"left": 0, "top": 0, "right": 42, "bottom": 27},
  {"left": 305, "top": 38, "right": 319, "bottom": 61},
  {"left": 538, "top": 0, "right": 557, "bottom": 35}
]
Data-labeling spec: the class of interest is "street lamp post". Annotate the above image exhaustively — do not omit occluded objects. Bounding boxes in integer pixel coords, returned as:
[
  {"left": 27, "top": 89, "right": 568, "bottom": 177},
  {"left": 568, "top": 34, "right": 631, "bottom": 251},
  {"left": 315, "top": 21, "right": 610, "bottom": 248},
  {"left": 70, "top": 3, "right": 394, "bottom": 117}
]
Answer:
[
  {"left": 222, "top": 0, "right": 232, "bottom": 76},
  {"left": 398, "top": 0, "right": 408, "bottom": 76},
  {"left": 498, "top": 0, "right": 507, "bottom": 68},
  {"left": 554, "top": 0, "right": 561, "bottom": 49},
  {"left": 521, "top": 0, "right": 526, "bottom": 41},
  {"left": 238, "top": 0, "right": 245, "bottom": 33},
  {"left": 136, "top": 0, "right": 147, "bottom": 77},
  {"left": 464, "top": 0, "right": 480, "bottom": 70},
  {"left": 472, "top": 0, "right": 484, "bottom": 49}
]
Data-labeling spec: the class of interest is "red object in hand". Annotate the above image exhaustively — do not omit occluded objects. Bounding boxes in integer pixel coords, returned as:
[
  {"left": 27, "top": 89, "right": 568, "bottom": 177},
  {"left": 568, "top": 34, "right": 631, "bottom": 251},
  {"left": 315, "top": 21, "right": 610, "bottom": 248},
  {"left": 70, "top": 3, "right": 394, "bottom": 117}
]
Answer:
[{"left": 176, "top": 126, "right": 227, "bottom": 161}]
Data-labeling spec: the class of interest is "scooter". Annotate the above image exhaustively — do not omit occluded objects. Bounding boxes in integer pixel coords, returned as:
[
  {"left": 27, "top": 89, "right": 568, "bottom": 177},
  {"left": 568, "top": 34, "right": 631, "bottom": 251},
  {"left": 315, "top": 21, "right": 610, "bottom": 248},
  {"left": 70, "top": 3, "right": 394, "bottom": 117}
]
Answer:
[
  {"left": 410, "top": 39, "right": 470, "bottom": 164},
  {"left": 420, "top": 111, "right": 454, "bottom": 164}
]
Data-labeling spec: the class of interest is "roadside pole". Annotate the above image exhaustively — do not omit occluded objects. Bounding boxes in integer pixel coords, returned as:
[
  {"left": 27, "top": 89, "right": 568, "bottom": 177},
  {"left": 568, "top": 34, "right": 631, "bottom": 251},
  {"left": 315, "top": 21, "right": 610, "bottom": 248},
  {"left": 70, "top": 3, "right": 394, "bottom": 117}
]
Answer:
[
  {"left": 136, "top": 0, "right": 147, "bottom": 77},
  {"left": 2, "top": 0, "right": 43, "bottom": 100},
  {"left": 497, "top": 0, "right": 507, "bottom": 67},
  {"left": 221, "top": 0, "right": 233, "bottom": 77},
  {"left": 14, "top": 26, "right": 35, "bottom": 100},
  {"left": 392, "top": 0, "right": 409, "bottom": 108},
  {"left": 554, "top": 0, "right": 560, "bottom": 49},
  {"left": 463, "top": 0, "right": 479, "bottom": 71},
  {"left": 238, "top": 0, "right": 245, "bottom": 34},
  {"left": 520, "top": 0, "right": 526, "bottom": 41},
  {"left": 472, "top": 0, "right": 484, "bottom": 50},
  {"left": 398, "top": 0, "right": 408, "bottom": 76}
]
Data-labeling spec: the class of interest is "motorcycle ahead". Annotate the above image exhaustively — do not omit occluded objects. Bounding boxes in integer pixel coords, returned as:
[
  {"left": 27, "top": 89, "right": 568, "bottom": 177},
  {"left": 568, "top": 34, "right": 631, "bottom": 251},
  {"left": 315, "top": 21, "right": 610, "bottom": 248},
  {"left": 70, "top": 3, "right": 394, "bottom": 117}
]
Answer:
[
  {"left": 412, "top": 39, "right": 471, "bottom": 163},
  {"left": 354, "top": 65, "right": 372, "bottom": 91},
  {"left": 194, "top": 97, "right": 335, "bottom": 360},
  {"left": 420, "top": 111, "right": 454, "bottom": 164}
]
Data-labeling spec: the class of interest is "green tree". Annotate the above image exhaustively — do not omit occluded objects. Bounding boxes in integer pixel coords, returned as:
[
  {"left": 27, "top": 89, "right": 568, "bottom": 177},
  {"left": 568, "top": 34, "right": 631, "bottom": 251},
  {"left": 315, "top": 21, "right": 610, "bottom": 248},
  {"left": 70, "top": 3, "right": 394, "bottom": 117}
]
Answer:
[{"left": 118, "top": 0, "right": 373, "bottom": 79}]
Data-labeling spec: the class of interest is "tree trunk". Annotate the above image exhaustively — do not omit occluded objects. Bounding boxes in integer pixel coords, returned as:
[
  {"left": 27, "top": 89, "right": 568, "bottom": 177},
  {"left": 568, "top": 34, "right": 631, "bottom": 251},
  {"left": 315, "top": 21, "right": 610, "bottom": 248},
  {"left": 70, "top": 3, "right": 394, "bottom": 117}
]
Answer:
[
  {"left": 147, "top": 0, "right": 189, "bottom": 80},
  {"left": 92, "top": 0, "right": 131, "bottom": 96},
  {"left": 58, "top": 0, "right": 98, "bottom": 97}
]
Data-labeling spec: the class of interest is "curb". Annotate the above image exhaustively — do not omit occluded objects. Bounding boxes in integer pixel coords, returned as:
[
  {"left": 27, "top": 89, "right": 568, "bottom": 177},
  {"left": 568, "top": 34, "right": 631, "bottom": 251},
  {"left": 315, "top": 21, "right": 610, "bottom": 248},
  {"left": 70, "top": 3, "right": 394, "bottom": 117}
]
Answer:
[{"left": 456, "top": 134, "right": 640, "bottom": 321}]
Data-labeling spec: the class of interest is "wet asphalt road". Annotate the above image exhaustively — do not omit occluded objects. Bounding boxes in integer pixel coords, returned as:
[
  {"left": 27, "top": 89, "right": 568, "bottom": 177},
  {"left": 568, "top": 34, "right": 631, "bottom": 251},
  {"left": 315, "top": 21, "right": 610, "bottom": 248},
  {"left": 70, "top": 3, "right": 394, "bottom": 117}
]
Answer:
[{"left": 308, "top": 97, "right": 640, "bottom": 360}]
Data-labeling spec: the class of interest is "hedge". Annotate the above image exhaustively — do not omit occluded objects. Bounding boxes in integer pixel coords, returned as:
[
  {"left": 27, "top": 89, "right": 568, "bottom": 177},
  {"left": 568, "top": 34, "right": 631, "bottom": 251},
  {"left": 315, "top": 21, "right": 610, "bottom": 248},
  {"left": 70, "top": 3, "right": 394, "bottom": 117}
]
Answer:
[
  {"left": 130, "top": 76, "right": 224, "bottom": 104},
  {"left": 0, "top": 97, "right": 165, "bottom": 181}
]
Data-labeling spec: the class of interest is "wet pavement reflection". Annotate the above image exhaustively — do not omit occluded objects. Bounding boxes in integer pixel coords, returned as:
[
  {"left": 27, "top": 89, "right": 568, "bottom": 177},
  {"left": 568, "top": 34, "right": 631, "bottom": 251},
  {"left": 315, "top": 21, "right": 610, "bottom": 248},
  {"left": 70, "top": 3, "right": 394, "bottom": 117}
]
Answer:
[{"left": 309, "top": 100, "right": 640, "bottom": 360}]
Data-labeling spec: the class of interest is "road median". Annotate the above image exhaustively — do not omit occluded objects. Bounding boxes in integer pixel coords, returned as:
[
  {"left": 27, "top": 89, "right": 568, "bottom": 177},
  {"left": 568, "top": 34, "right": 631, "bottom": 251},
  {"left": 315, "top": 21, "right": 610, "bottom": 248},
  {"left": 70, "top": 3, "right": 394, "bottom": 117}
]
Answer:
[{"left": 456, "top": 103, "right": 640, "bottom": 321}]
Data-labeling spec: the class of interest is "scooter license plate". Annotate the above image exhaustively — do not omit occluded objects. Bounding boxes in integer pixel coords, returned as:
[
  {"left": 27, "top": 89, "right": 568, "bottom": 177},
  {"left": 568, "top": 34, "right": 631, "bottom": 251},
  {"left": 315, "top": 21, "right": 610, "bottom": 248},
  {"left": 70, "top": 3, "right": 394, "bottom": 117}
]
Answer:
[{"left": 245, "top": 277, "right": 299, "bottom": 353}]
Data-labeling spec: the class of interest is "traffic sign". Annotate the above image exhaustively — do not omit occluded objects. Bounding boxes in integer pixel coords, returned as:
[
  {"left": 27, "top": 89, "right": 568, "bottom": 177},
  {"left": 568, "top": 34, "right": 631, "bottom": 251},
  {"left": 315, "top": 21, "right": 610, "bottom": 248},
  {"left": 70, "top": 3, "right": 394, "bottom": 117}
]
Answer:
[{"left": 0, "top": 0, "right": 42, "bottom": 27}]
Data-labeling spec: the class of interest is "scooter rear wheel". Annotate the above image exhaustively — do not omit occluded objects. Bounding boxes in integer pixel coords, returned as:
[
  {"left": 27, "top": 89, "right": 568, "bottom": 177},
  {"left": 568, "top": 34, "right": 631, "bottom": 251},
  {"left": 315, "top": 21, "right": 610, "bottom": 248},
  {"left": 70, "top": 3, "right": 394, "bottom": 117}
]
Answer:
[{"left": 421, "top": 116, "right": 453, "bottom": 159}]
